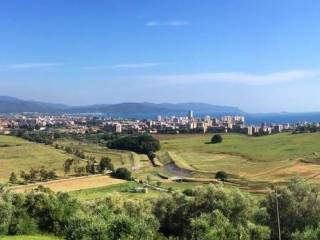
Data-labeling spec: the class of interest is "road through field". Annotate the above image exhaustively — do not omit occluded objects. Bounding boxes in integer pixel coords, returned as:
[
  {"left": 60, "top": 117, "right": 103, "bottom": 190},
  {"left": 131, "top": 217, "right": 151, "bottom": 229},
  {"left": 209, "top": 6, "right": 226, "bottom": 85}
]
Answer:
[{"left": 11, "top": 175, "right": 126, "bottom": 193}]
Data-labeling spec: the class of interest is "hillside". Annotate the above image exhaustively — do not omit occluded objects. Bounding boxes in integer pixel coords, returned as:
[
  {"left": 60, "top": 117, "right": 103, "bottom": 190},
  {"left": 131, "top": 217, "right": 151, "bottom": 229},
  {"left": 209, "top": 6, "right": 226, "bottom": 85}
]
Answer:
[
  {"left": 0, "top": 135, "right": 72, "bottom": 182},
  {"left": 0, "top": 96, "right": 244, "bottom": 116},
  {"left": 155, "top": 133, "right": 320, "bottom": 185}
]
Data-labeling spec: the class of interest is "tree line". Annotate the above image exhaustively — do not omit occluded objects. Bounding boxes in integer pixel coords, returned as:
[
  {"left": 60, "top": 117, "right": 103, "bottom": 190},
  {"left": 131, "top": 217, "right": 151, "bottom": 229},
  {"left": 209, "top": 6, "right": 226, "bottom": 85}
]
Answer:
[
  {"left": 0, "top": 178, "right": 319, "bottom": 239},
  {"left": 9, "top": 155, "right": 132, "bottom": 185},
  {"left": 9, "top": 168, "right": 57, "bottom": 185}
]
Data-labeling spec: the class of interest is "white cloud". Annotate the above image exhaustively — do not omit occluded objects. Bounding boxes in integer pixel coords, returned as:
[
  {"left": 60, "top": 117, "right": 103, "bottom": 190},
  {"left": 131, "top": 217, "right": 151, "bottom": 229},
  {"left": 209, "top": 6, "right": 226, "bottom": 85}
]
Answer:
[
  {"left": 140, "top": 70, "right": 320, "bottom": 85},
  {"left": 0, "top": 63, "right": 58, "bottom": 70},
  {"left": 85, "top": 62, "right": 161, "bottom": 70},
  {"left": 146, "top": 21, "right": 189, "bottom": 27}
]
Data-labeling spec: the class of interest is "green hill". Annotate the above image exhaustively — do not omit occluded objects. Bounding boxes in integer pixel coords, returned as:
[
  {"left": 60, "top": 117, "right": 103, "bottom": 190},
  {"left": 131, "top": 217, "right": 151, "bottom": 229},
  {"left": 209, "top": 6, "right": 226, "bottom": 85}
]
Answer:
[{"left": 157, "top": 133, "right": 320, "bottom": 183}]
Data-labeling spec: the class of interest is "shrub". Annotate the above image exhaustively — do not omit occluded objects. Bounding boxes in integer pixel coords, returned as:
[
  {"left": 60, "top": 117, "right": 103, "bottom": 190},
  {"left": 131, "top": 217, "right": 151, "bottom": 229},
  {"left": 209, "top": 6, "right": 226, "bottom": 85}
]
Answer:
[
  {"left": 215, "top": 171, "right": 228, "bottom": 181},
  {"left": 9, "top": 172, "right": 17, "bottom": 184},
  {"left": 112, "top": 168, "right": 132, "bottom": 180},
  {"left": 211, "top": 134, "right": 223, "bottom": 144},
  {"left": 99, "top": 157, "right": 114, "bottom": 172}
]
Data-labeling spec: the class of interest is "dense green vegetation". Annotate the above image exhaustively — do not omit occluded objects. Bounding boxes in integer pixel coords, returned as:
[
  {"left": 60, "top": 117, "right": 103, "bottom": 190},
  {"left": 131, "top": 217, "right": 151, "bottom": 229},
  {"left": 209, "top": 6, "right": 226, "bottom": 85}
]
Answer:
[
  {"left": 1, "top": 179, "right": 319, "bottom": 240},
  {"left": 112, "top": 167, "right": 132, "bottom": 180},
  {"left": 211, "top": 134, "right": 223, "bottom": 144},
  {"left": 107, "top": 134, "right": 160, "bottom": 154},
  {"left": 0, "top": 235, "right": 60, "bottom": 240},
  {"left": 215, "top": 171, "right": 228, "bottom": 181}
]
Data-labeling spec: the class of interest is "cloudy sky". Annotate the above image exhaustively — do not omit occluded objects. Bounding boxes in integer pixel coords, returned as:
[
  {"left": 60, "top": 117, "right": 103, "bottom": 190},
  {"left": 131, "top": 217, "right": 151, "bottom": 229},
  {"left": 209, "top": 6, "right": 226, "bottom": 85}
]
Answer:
[{"left": 1, "top": 0, "right": 320, "bottom": 113}]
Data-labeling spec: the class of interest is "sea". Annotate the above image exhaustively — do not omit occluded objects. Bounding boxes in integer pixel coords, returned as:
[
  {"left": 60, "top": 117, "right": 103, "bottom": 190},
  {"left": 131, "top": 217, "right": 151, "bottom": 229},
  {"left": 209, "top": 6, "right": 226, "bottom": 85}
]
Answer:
[{"left": 92, "top": 112, "right": 320, "bottom": 125}]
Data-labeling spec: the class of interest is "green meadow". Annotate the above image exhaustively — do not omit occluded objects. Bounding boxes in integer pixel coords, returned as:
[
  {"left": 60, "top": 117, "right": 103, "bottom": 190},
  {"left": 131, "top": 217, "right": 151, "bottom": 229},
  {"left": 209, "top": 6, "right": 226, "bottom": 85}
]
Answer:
[
  {"left": 3, "top": 132, "right": 320, "bottom": 194},
  {"left": 156, "top": 133, "right": 320, "bottom": 183},
  {"left": 0, "top": 136, "right": 72, "bottom": 182},
  {"left": 54, "top": 139, "right": 150, "bottom": 170}
]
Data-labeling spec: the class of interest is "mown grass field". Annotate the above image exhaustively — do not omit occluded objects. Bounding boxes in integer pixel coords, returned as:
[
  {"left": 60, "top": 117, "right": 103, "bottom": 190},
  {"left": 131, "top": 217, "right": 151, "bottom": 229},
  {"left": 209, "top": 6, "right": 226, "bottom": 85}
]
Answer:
[
  {"left": 69, "top": 180, "right": 204, "bottom": 201},
  {"left": 70, "top": 181, "right": 162, "bottom": 200},
  {"left": 12, "top": 175, "right": 126, "bottom": 193},
  {"left": 0, "top": 136, "right": 73, "bottom": 182},
  {"left": 156, "top": 133, "right": 320, "bottom": 183}
]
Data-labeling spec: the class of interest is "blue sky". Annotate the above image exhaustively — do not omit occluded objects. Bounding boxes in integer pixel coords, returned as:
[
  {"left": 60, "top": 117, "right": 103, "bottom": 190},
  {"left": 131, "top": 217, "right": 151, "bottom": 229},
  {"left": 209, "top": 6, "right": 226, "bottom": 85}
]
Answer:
[{"left": 1, "top": 0, "right": 320, "bottom": 113}]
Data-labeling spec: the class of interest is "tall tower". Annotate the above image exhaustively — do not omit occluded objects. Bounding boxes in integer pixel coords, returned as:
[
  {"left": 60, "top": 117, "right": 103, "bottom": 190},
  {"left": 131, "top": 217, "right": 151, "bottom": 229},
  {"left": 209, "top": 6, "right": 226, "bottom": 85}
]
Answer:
[{"left": 188, "top": 110, "right": 194, "bottom": 119}]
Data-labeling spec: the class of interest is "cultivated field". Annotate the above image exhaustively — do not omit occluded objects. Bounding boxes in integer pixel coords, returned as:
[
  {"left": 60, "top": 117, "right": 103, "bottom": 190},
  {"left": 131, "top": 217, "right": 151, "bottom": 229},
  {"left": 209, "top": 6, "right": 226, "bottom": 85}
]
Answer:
[
  {"left": 12, "top": 175, "right": 125, "bottom": 193},
  {"left": 0, "top": 136, "right": 73, "bottom": 182},
  {"left": 156, "top": 133, "right": 320, "bottom": 185}
]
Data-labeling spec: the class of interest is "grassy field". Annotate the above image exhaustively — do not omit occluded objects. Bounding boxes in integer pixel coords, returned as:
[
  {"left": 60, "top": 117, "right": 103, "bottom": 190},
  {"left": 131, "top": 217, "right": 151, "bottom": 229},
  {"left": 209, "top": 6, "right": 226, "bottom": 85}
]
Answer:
[
  {"left": 0, "top": 235, "right": 59, "bottom": 240},
  {"left": 70, "top": 181, "right": 163, "bottom": 200},
  {"left": 4, "top": 132, "right": 320, "bottom": 196},
  {"left": 156, "top": 133, "right": 320, "bottom": 183},
  {"left": 0, "top": 136, "right": 73, "bottom": 182},
  {"left": 69, "top": 180, "right": 206, "bottom": 201},
  {"left": 54, "top": 139, "right": 150, "bottom": 171},
  {"left": 11, "top": 175, "right": 126, "bottom": 193}
]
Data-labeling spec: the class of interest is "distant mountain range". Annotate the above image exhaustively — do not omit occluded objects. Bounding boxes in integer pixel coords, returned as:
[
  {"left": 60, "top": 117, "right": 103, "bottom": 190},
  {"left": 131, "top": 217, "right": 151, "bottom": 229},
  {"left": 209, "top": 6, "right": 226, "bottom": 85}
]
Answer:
[{"left": 0, "top": 96, "right": 245, "bottom": 117}]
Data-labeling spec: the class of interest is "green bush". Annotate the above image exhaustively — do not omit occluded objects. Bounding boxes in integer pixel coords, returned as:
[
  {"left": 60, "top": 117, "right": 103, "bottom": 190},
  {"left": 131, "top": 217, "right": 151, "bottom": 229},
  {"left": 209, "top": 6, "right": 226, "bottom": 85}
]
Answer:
[
  {"left": 215, "top": 171, "right": 228, "bottom": 181},
  {"left": 107, "top": 134, "right": 160, "bottom": 154},
  {"left": 211, "top": 134, "right": 223, "bottom": 144},
  {"left": 112, "top": 168, "right": 132, "bottom": 180}
]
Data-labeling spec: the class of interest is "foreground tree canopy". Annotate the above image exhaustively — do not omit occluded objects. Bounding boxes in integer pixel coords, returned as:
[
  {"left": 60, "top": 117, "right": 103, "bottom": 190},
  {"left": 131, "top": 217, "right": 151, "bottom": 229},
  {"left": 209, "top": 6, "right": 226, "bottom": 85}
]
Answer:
[{"left": 0, "top": 178, "right": 319, "bottom": 240}]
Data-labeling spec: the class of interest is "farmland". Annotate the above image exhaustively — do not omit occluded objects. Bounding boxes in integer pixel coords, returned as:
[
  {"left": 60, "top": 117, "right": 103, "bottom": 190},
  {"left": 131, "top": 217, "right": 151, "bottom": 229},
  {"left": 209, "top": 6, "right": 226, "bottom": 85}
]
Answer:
[
  {"left": 155, "top": 133, "right": 320, "bottom": 185},
  {"left": 11, "top": 175, "right": 125, "bottom": 193},
  {"left": 3, "top": 132, "right": 320, "bottom": 195}
]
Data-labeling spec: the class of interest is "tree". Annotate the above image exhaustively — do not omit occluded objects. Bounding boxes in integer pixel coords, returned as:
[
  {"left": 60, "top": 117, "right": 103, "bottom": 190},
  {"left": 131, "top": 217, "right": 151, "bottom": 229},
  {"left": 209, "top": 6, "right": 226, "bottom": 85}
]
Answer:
[
  {"left": 211, "top": 134, "right": 223, "bottom": 144},
  {"left": 74, "top": 166, "right": 86, "bottom": 176},
  {"left": 99, "top": 157, "right": 114, "bottom": 173},
  {"left": 112, "top": 168, "right": 132, "bottom": 180},
  {"left": 107, "top": 134, "right": 160, "bottom": 154},
  {"left": 74, "top": 149, "right": 85, "bottom": 159},
  {"left": 29, "top": 168, "right": 39, "bottom": 182},
  {"left": 265, "top": 178, "right": 320, "bottom": 240},
  {"left": 47, "top": 170, "right": 57, "bottom": 180},
  {"left": 147, "top": 151, "right": 156, "bottom": 165},
  {"left": 292, "top": 227, "right": 320, "bottom": 240},
  {"left": 147, "top": 151, "right": 156, "bottom": 161},
  {"left": 106, "top": 215, "right": 138, "bottom": 240},
  {"left": 215, "top": 171, "right": 228, "bottom": 182},
  {"left": 9, "top": 172, "right": 17, "bottom": 184},
  {"left": 86, "top": 160, "right": 96, "bottom": 174},
  {"left": 65, "top": 146, "right": 73, "bottom": 154},
  {"left": 20, "top": 171, "right": 31, "bottom": 184},
  {"left": 63, "top": 159, "right": 73, "bottom": 176},
  {"left": 39, "top": 168, "right": 48, "bottom": 181}
]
